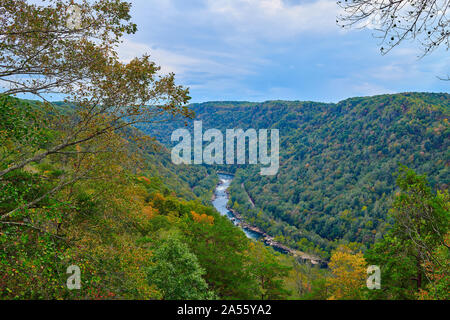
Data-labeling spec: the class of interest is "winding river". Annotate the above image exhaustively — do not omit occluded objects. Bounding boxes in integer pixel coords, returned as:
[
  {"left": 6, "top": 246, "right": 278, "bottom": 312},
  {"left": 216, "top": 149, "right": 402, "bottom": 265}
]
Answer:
[
  {"left": 212, "top": 174, "right": 326, "bottom": 266},
  {"left": 212, "top": 174, "right": 262, "bottom": 240}
]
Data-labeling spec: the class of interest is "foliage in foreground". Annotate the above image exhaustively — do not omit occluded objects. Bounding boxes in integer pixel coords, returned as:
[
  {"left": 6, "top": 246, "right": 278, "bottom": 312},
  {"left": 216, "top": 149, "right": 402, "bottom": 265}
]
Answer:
[
  {"left": 0, "top": 97, "right": 448, "bottom": 300},
  {"left": 141, "top": 93, "right": 449, "bottom": 260},
  {"left": 0, "top": 98, "right": 291, "bottom": 299}
]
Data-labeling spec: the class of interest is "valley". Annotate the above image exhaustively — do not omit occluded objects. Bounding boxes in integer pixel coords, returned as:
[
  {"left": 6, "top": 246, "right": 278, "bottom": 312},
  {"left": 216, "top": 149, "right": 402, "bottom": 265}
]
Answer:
[
  {"left": 140, "top": 92, "right": 450, "bottom": 259},
  {"left": 2, "top": 0, "right": 449, "bottom": 302}
]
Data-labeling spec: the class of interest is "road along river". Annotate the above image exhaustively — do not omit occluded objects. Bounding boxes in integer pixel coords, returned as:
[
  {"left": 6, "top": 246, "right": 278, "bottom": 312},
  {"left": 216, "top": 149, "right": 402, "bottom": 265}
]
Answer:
[{"left": 212, "top": 173, "right": 326, "bottom": 267}]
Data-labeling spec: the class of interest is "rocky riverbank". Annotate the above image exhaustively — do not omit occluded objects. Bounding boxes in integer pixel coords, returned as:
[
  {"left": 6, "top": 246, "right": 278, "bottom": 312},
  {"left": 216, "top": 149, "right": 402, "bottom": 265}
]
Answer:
[
  {"left": 213, "top": 173, "right": 327, "bottom": 267},
  {"left": 228, "top": 207, "right": 326, "bottom": 267}
]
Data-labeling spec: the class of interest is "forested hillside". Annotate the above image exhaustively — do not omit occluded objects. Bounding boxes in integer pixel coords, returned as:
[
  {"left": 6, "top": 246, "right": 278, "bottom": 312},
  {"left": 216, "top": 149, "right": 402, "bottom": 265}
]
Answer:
[
  {"left": 141, "top": 92, "right": 450, "bottom": 257},
  {"left": 1, "top": 0, "right": 447, "bottom": 301},
  {"left": 0, "top": 96, "right": 295, "bottom": 299},
  {"left": 1, "top": 93, "right": 448, "bottom": 300}
]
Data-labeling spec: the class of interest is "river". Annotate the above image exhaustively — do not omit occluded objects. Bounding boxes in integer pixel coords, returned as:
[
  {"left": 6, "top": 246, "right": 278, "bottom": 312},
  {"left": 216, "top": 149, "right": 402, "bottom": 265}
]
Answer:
[
  {"left": 212, "top": 174, "right": 326, "bottom": 266},
  {"left": 212, "top": 174, "right": 262, "bottom": 240}
]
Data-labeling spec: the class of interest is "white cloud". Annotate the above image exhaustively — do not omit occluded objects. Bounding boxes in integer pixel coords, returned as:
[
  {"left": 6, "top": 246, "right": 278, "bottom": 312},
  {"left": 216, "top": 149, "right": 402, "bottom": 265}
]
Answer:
[
  {"left": 206, "top": 0, "right": 339, "bottom": 41},
  {"left": 351, "top": 81, "right": 395, "bottom": 96},
  {"left": 116, "top": 0, "right": 449, "bottom": 102},
  {"left": 118, "top": 39, "right": 198, "bottom": 74},
  {"left": 117, "top": 39, "right": 261, "bottom": 79}
]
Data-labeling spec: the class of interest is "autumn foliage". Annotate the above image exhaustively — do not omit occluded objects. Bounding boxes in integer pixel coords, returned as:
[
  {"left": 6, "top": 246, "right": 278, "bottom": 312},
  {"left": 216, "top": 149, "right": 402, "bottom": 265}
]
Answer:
[{"left": 326, "top": 245, "right": 367, "bottom": 300}]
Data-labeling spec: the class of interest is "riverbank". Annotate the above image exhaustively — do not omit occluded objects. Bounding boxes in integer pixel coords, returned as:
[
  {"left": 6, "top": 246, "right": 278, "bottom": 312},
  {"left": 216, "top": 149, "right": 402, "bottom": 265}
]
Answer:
[
  {"left": 213, "top": 174, "right": 326, "bottom": 267},
  {"left": 228, "top": 206, "right": 325, "bottom": 266}
]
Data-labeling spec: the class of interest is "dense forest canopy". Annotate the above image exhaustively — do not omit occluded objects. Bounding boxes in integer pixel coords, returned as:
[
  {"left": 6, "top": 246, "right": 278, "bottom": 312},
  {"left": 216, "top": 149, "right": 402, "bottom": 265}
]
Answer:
[
  {"left": 0, "top": 0, "right": 448, "bottom": 302},
  {"left": 141, "top": 92, "right": 449, "bottom": 257},
  {"left": 0, "top": 96, "right": 297, "bottom": 300}
]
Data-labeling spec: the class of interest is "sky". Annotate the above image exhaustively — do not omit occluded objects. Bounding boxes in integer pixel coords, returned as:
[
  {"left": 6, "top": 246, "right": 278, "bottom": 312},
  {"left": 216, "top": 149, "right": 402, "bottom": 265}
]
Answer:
[{"left": 115, "top": 0, "right": 450, "bottom": 103}]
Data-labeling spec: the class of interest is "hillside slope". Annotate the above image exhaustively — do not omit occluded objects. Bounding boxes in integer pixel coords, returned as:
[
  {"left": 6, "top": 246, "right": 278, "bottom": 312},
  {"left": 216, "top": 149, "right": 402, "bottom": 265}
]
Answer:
[
  {"left": 0, "top": 96, "right": 295, "bottom": 299},
  {"left": 140, "top": 92, "right": 450, "bottom": 256}
]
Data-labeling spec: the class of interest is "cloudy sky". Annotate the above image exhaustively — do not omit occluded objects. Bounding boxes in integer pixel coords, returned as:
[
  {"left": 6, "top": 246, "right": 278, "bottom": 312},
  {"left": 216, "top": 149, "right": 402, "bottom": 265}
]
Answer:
[{"left": 119, "top": 0, "right": 448, "bottom": 103}]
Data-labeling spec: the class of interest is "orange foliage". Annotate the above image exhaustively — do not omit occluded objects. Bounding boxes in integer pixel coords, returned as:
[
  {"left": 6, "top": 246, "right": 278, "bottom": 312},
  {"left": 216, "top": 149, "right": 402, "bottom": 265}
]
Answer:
[
  {"left": 152, "top": 192, "right": 166, "bottom": 202},
  {"left": 138, "top": 176, "right": 151, "bottom": 184},
  {"left": 191, "top": 211, "right": 214, "bottom": 225},
  {"left": 326, "top": 245, "right": 367, "bottom": 300},
  {"left": 142, "top": 206, "right": 156, "bottom": 219}
]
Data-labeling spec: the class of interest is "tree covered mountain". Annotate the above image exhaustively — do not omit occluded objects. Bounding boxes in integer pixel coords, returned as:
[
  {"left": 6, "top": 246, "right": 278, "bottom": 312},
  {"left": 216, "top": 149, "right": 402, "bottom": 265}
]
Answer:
[
  {"left": 1, "top": 93, "right": 448, "bottom": 300},
  {"left": 140, "top": 92, "right": 450, "bottom": 257},
  {"left": 0, "top": 96, "right": 295, "bottom": 299},
  {"left": 2, "top": 0, "right": 447, "bottom": 301}
]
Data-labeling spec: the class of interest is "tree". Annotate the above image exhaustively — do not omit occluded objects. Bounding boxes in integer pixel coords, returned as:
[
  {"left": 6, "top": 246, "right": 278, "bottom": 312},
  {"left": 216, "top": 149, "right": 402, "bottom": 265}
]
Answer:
[
  {"left": 0, "top": 0, "right": 192, "bottom": 220},
  {"left": 179, "top": 208, "right": 258, "bottom": 299},
  {"left": 147, "top": 236, "right": 214, "bottom": 300},
  {"left": 0, "top": 0, "right": 136, "bottom": 97},
  {"left": 418, "top": 233, "right": 449, "bottom": 300},
  {"left": 394, "top": 167, "right": 448, "bottom": 268},
  {"left": 337, "top": 0, "right": 449, "bottom": 57},
  {"left": 365, "top": 233, "right": 419, "bottom": 299},
  {"left": 326, "top": 245, "right": 367, "bottom": 300},
  {"left": 366, "top": 166, "right": 449, "bottom": 299},
  {"left": 248, "top": 242, "right": 292, "bottom": 300}
]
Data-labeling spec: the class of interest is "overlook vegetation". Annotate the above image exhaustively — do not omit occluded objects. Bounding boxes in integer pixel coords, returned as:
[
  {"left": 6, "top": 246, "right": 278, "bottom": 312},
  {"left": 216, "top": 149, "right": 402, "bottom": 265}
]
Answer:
[
  {"left": 0, "top": 0, "right": 296, "bottom": 301},
  {"left": 0, "top": 0, "right": 448, "bottom": 301},
  {"left": 0, "top": 96, "right": 295, "bottom": 299},
  {"left": 3, "top": 94, "right": 447, "bottom": 300}
]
